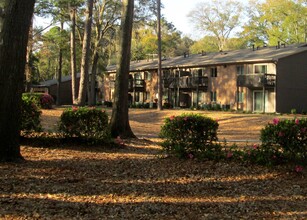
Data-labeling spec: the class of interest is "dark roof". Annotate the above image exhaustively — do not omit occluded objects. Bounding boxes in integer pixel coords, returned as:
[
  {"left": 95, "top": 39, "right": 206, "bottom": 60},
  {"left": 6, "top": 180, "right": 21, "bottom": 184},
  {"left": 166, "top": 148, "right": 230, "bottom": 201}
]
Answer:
[
  {"left": 107, "top": 43, "right": 307, "bottom": 73},
  {"left": 39, "top": 73, "right": 81, "bottom": 87}
]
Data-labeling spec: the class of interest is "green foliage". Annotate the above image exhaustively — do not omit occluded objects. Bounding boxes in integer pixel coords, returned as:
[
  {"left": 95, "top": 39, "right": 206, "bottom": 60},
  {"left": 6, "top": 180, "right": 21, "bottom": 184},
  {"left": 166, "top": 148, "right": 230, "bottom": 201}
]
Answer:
[
  {"left": 159, "top": 113, "right": 220, "bottom": 158},
  {"left": 260, "top": 118, "right": 307, "bottom": 163},
  {"left": 21, "top": 95, "right": 42, "bottom": 133},
  {"left": 58, "top": 107, "right": 111, "bottom": 143},
  {"left": 23, "top": 93, "right": 54, "bottom": 109}
]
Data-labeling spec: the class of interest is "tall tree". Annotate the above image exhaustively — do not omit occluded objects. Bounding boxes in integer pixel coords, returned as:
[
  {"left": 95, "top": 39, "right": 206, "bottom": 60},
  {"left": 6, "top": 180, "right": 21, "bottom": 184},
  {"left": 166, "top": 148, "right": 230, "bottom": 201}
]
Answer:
[
  {"left": 0, "top": 0, "right": 35, "bottom": 161},
  {"left": 259, "top": 0, "right": 307, "bottom": 45},
  {"left": 188, "top": 0, "right": 243, "bottom": 51},
  {"left": 77, "top": 0, "right": 94, "bottom": 106},
  {"left": 88, "top": 0, "right": 121, "bottom": 106},
  {"left": 69, "top": 3, "right": 78, "bottom": 104},
  {"left": 110, "top": 0, "right": 135, "bottom": 138}
]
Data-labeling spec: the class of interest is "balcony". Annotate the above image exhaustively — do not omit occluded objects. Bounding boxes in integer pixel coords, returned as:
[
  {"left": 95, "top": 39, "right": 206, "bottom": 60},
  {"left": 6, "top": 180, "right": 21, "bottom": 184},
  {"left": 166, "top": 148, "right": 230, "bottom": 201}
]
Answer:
[
  {"left": 237, "top": 74, "right": 276, "bottom": 88},
  {"left": 128, "top": 79, "right": 145, "bottom": 92},
  {"left": 164, "top": 76, "right": 208, "bottom": 90}
]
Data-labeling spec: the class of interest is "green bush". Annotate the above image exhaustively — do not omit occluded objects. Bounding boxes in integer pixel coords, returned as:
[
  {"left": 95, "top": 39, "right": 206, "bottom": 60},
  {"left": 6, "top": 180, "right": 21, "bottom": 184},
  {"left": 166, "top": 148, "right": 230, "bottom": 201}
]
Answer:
[
  {"left": 58, "top": 107, "right": 111, "bottom": 143},
  {"left": 260, "top": 118, "right": 307, "bottom": 163},
  {"left": 23, "top": 93, "right": 54, "bottom": 109},
  {"left": 159, "top": 113, "right": 220, "bottom": 158},
  {"left": 21, "top": 95, "right": 42, "bottom": 133}
]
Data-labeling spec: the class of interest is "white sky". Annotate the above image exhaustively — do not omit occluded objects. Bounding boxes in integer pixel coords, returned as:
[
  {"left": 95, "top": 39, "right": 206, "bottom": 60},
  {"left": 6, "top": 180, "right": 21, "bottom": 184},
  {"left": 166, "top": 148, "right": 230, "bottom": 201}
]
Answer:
[
  {"left": 162, "top": 0, "right": 200, "bottom": 39},
  {"left": 162, "top": 0, "right": 254, "bottom": 39}
]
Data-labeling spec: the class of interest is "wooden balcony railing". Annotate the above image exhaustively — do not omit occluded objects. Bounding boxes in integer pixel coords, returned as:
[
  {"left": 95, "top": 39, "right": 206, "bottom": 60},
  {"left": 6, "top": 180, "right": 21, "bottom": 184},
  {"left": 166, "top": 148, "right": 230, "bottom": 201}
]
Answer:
[{"left": 237, "top": 74, "right": 276, "bottom": 88}]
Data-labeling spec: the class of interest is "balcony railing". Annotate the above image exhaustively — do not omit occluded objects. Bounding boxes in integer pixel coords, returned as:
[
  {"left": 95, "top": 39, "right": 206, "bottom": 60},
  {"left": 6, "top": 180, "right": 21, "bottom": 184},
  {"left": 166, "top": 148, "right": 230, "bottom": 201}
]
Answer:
[
  {"left": 237, "top": 74, "right": 276, "bottom": 88},
  {"left": 128, "top": 79, "right": 145, "bottom": 92},
  {"left": 164, "top": 76, "right": 208, "bottom": 89},
  {"left": 109, "top": 79, "right": 145, "bottom": 92}
]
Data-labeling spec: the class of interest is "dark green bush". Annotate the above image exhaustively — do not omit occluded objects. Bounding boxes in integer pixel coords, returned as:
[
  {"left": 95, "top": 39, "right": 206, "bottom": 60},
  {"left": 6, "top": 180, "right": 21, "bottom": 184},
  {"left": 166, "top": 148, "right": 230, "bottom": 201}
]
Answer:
[
  {"left": 58, "top": 107, "right": 111, "bottom": 143},
  {"left": 159, "top": 113, "right": 220, "bottom": 158},
  {"left": 163, "top": 102, "right": 173, "bottom": 109},
  {"left": 23, "top": 93, "right": 54, "bottom": 109},
  {"left": 103, "top": 101, "right": 112, "bottom": 107},
  {"left": 21, "top": 95, "right": 42, "bottom": 133},
  {"left": 260, "top": 118, "right": 307, "bottom": 163}
]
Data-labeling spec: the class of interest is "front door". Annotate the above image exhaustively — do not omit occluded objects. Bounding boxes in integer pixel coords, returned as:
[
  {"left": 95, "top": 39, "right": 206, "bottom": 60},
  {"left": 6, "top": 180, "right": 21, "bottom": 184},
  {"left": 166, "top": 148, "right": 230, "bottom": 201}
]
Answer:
[{"left": 254, "top": 91, "right": 263, "bottom": 112}]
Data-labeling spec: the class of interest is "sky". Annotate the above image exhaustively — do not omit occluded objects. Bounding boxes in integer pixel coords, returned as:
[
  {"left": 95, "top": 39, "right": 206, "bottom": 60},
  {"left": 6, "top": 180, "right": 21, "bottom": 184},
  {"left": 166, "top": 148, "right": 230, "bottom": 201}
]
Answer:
[
  {"left": 161, "top": 0, "right": 252, "bottom": 39},
  {"left": 34, "top": 0, "right": 251, "bottom": 39},
  {"left": 162, "top": 0, "right": 199, "bottom": 39}
]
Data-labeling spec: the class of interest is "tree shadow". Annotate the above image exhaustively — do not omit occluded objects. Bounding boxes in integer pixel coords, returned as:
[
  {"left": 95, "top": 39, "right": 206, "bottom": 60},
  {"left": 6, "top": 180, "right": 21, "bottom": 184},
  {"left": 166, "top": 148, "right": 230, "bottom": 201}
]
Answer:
[{"left": 0, "top": 144, "right": 306, "bottom": 219}]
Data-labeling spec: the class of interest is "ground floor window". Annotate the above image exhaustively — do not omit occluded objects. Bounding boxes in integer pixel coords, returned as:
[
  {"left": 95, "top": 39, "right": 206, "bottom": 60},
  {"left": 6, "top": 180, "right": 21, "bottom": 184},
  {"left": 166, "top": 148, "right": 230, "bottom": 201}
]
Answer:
[
  {"left": 237, "top": 92, "right": 244, "bottom": 103},
  {"left": 210, "top": 91, "right": 217, "bottom": 102}
]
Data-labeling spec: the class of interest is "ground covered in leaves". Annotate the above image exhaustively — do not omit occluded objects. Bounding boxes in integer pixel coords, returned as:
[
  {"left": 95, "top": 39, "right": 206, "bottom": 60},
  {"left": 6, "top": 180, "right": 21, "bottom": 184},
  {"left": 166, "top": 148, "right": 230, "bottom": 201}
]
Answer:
[{"left": 0, "top": 108, "right": 306, "bottom": 219}]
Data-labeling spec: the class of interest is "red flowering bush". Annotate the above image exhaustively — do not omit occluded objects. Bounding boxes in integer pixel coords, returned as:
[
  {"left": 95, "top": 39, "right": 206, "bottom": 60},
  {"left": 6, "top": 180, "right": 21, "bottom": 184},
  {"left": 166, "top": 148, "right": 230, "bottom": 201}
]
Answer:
[
  {"left": 58, "top": 107, "right": 111, "bottom": 144},
  {"left": 23, "top": 93, "right": 54, "bottom": 109},
  {"left": 159, "top": 113, "right": 220, "bottom": 159},
  {"left": 40, "top": 93, "right": 54, "bottom": 109},
  {"left": 260, "top": 118, "right": 307, "bottom": 164}
]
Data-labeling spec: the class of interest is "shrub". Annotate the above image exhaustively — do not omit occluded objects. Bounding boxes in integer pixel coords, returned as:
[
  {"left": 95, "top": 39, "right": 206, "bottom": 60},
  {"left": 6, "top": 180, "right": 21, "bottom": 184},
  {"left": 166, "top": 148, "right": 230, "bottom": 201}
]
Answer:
[
  {"left": 23, "top": 93, "right": 54, "bottom": 109},
  {"left": 163, "top": 102, "right": 173, "bottom": 109},
  {"left": 58, "top": 107, "right": 111, "bottom": 143},
  {"left": 40, "top": 93, "right": 54, "bottom": 109},
  {"left": 21, "top": 95, "right": 42, "bottom": 133},
  {"left": 103, "top": 101, "right": 112, "bottom": 107},
  {"left": 159, "top": 113, "right": 220, "bottom": 158},
  {"left": 260, "top": 118, "right": 307, "bottom": 164}
]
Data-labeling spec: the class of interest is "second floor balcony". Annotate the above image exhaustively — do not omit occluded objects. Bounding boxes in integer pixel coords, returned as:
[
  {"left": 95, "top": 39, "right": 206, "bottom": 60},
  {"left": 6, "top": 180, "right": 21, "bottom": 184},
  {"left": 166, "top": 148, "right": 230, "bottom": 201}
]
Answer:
[
  {"left": 109, "top": 79, "right": 145, "bottom": 92},
  {"left": 164, "top": 76, "right": 208, "bottom": 90},
  {"left": 237, "top": 74, "right": 276, "bottom": 88},
  {"left": 128, "top": 79, "right": 145, "bottom": 92}
]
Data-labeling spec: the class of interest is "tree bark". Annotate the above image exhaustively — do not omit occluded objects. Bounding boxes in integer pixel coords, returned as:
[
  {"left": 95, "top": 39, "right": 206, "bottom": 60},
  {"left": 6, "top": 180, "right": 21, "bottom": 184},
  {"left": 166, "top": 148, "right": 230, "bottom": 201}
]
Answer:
[
  {"left": 110, "top": 0, "right": 136, "bottom": 138},
  {"left": 77, "top": 0, "right": 94, "bottom": 106},
  {"left": 56, "top": 21, "right": 64, "bottom": 106},
  {"left": 25, "top": 20, "right": 33, "bottom": 92},
  {"left": 0, "top": 0, "right": 35, "bottom": 162},
  {"left": 69, "top": 5, "right": 78, "bottom": 105},
  {"left": 89, "top": 51, "right": 99, "bottom": 106}
]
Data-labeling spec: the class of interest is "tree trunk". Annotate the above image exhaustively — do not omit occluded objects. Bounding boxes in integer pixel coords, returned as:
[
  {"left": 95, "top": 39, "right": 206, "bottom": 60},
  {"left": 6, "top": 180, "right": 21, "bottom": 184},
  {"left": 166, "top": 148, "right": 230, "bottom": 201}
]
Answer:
[
  {"left": 0, "top": 0, "right": 35, "bottom": 162},
  {"left": 89, "top": 51, "right": 99, "bottom": 106},
  {"left": 69, "top": 5, "right": 78, "bottom": 105},
  {"left": 25, "top": 20, "right": 33, "bottom": 92},
  {"left": 77, "top": 0, "right": 94, "bottom": 106},
  {"left": 56, "top": 21, "right": 64, "bottom": 106},
  {"left": 157, "top": 0, "right": 163, "bottom": 110},
  {"left": 110, "top": 0, "right": 136, "bottom": 138}
]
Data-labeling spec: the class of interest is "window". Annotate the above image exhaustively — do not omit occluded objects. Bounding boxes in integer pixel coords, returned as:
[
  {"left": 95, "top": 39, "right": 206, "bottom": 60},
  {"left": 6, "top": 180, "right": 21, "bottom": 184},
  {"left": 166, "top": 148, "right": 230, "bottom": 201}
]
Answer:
[
  {"left": 237, "top": 92, "right": 244, "bottom": 103},
  {"left": 210, "top": 67, "right": 217, "bottom": 77},
  {"left": 144, "top": 71, "right": 152, "bottom": 81},
  {"left": 236, "top": 65, "right": 244, "bottom": 75},
  {"left": 210, "top": 91, "right": 217, "bottom": 102},
  {"left": 197, "top": 68, "right": 203, "bottom": 77},
  {"left": 255, "top": 65, "right": 267, "bottom": 74}
]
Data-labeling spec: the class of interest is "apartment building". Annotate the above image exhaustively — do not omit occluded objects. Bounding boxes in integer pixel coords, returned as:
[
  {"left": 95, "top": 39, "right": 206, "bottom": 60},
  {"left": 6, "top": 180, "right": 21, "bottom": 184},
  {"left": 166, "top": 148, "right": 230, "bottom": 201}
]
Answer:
[{"left": 105, "top": 43, "right": 307, "bottom": 113}]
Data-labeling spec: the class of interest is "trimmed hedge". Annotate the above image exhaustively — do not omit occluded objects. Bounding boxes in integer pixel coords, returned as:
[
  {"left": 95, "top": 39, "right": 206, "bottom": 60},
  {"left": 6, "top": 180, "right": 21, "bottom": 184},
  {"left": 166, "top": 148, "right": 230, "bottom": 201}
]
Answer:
[
  {"left": 58, "top": 107, "right": 111, "bottom": 143},
  {"left": 159, "top": 113, "right": 220, "bottom": 158}
]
